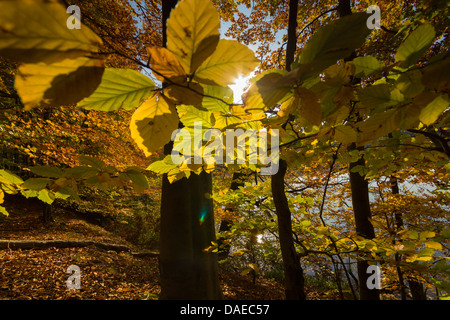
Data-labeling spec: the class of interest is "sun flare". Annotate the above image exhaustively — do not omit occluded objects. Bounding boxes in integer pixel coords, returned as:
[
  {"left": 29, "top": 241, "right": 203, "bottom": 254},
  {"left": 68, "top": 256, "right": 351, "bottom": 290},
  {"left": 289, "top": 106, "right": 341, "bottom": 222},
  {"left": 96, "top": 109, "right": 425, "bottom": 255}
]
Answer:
[{"left": 229, "top": 75, "right": 250, "bottom": 104}]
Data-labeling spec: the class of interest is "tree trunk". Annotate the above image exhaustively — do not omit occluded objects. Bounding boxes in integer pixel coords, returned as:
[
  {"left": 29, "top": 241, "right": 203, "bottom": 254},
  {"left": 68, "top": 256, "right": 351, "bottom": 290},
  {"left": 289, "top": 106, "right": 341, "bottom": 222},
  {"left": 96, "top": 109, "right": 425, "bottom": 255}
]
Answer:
[
  {"left": 218, "top": 172, "right": 244, "bottom": 261},
  {"left": 337, "top": 0, "right": 379, "bottom": 300},
  {"left": 269, "top": 0, "right": 306, "bottom": 300},
  {"left": 42, "top": 203, "right": 54, "bottom": 224},
  {"left": 390, "top": 176, "right": 407, "bottom": 300},
  {"left": 391, "top": 176, "right": 426, "bottom": 300},
  {"left": 348, "top": 144, "right": 380, "bottom": 300},
  {"left": 158, "top": 0, "right": 222, "bottom": 300},
  {"left": 272, "top": 159, "right": 306, "bottom": 300}
]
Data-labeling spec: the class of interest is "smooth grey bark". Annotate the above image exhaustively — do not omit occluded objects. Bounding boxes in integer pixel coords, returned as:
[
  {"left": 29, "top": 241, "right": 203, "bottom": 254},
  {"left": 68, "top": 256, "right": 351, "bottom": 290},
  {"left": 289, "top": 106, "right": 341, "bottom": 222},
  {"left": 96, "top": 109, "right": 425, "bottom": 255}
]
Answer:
[{"left": 158, "top": 0, "right": 222, "bottom": 300}]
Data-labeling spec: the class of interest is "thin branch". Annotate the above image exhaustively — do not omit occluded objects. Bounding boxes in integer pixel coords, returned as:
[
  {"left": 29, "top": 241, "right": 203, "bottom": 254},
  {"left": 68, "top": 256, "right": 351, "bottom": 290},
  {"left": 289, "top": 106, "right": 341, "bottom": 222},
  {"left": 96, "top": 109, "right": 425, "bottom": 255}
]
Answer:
[{"left": 319, "top": 143, "right": 342, "bottom": 226}]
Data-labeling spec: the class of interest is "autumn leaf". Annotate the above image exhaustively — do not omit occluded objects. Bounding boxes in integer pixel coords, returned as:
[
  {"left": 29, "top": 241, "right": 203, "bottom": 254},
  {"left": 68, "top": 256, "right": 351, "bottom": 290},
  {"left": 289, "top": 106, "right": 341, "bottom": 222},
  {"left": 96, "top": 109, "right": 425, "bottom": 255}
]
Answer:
[
  {"left": 295, "top": 12, "right": 372, "bottom": 79},
  {"left": 296, "top": 87, "right": 322, "bottom": 126},
  {"left": 395, "top": 23, "right": 436, "bottom": 67},
  {"left": 166, "top": 0, "right": 220, "bottom": 74},
  {"left": 15, "top": 57, "right": 104, "bottom": 110},
  {"left": 0, "top": 0, "right": 102, "bottom": 64},
  {"left": 352, "top": 55, "right": 384, "bottom": 77},
  {"left": 77, "top": 68, "right": 155, "bottom": 111},
  {"left": 193, "top": 39, "right": 259, "bottom": 87},
  {"left": 148, "top": 47, "right": 186, "bottom": 82},
  {"left": 130, "top": 94, "right": 179, "bottom": 156}
]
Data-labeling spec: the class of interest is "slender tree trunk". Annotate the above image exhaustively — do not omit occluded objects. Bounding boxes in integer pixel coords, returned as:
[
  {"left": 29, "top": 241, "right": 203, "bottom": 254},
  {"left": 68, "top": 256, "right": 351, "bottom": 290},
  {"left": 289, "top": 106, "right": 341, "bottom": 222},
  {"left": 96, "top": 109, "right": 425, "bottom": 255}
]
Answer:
[
  {"left": 159, "top": 0, "right": 222, "bottom": 300},
  {"left": 42, "top": 203, "right": 54, "bottom": 224},
  {"left": 269, "top": 0, "right": 306, "bottom": 300},
  {"left": 390, "top": 176, "right": 407, "bottom": 300},
  {"left": 348, "top": 145, "right": 379, "bottom": 300},
  {"left": 337, "top": 0, "right": 379, "bottom": 300},
  {"left": 390, "top": 176, "right": 426, "bottom": 300},
  {"left": 272, "top": 159, "right": 306, "bottom": 300},
  {"left": 218, "top": 172, "right": 244, "bottom": 261}
]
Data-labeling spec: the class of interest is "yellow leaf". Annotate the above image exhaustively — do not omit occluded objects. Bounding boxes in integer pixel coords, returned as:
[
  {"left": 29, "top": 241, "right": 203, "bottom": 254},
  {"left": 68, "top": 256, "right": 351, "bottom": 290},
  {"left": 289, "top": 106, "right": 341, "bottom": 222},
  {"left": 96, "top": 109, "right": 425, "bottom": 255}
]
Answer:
[
  {"left": 324, "top": 62, "right": 355, "bottom": 86},
  {"left": 0, "top": 0, "right": 102, "bottom": 64},
  {"left": 420, "top": 230, "right": 436, "bottom": 240},
  {"left": 194, "top": 39, "right": 259, "bottom": 86},
  {"left": 240, "top": 268, "right": 252, "bottom": 276},
  {"left": 277, "top": 95, "right": 298, "bottom": 119},
  {"left": 167, "top": 0, "right": 220, "bottom": 74},
  {"left": 0, "top": 189, "right": 4, "bottom": 204},
  {"left": 165, "top": 81, "right": 204, "bottom": 106},
  {"left": 248, "top": 263, "right": 260, "bottom": 273},
  {"left": 130, "top": 94, "right": 179, "bottom": 156},
  {"left": 15, "top": 57, "right": 104, "bottom": 110},
  {"left": 425, "top": 241, "right": 442, "bottom": 250},
  {"left": 148, "top": 47, "right": 186, "bottom": 82}
]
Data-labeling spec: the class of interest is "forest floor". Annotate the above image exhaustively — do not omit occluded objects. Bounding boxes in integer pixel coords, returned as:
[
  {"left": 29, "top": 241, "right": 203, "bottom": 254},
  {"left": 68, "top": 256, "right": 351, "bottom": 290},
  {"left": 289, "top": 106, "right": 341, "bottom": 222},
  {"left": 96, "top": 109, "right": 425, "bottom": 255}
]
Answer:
[{"left": 0, "top": 196, "right": 291, "bottom": 300}]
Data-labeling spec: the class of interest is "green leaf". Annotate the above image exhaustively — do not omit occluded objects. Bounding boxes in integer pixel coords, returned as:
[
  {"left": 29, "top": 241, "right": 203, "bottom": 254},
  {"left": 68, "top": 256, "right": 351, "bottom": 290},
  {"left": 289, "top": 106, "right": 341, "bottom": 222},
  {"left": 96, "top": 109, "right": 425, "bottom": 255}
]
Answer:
[
  {"left": 244, "top": 70, "right": 291, "bottom": 114},
  {"left": 357, "top": 109, "right": 398, "bottom": 143},
  {"left": 421, "top": 57, "right": 450, "bottom": 91},
  {"left": 130, "top": 94, "right": 179, "bottom": 156},
  {"left": 123, "top": 169, "right": 149, "bottom": 189},
  {"left": 419, "top": 94, "right": 449, "bottom": 125},
  {"left": 78, "top": 156, "right": 106, "bottom": 169},
  {"left": 395, "top": 70, "right": 425, "bottom": 98},
  {"left": 167, "top": 0, "right": 220, "bottom": 74},
  {"left": 334, "top": 125, "right": 357, "bottom": 144},
  {"left": 55, "top": 186, "right": 80, "bottom": 201},
  {"left": 395, "top": 23, "right": 436, "bottom": 67},
  {"left": 64, "top": 166, "right": 98, "bottom": 179},
  {"left": 15, "top": 57, "right": 104, "bottom": 110},
  {"left": 22, "top": 178, "right": 52, "bottom": 191},
  {"left": 296, "top": 12, "right": 372, "bottom": 79},
  {"left": 357, "top": 84, "right": 404, "bottom": 110},
  {"left": 193, "top": 39, "right": 259, "bottom": 86},
  {"left": 30, "top": 166, "right": 63, "bottom": 179},
  {"left": 0, "top": 0, "right": 102, "bottom": 64},
  {"left": 78, "top": 68, "right": 155, "bottom": 111},
  {"left": 352, "top": 55, "right": 384, "bottom": 77},
  {"left": 443, "top": 227, "right": 450, "bottom": 239}
]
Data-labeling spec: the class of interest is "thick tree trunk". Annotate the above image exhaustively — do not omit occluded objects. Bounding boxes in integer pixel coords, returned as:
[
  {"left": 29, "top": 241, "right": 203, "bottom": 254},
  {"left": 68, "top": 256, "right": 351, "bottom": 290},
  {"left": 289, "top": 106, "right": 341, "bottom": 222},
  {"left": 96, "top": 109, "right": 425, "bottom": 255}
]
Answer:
[
  {"left": 272, "top": 159, "right": 306, "bottom": 300},
  {"left": 159, "top": 170, "right": 222, "bottom": 299},
  {"left": 158, "top": 0, "right": 222, "bottom": 300}
]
